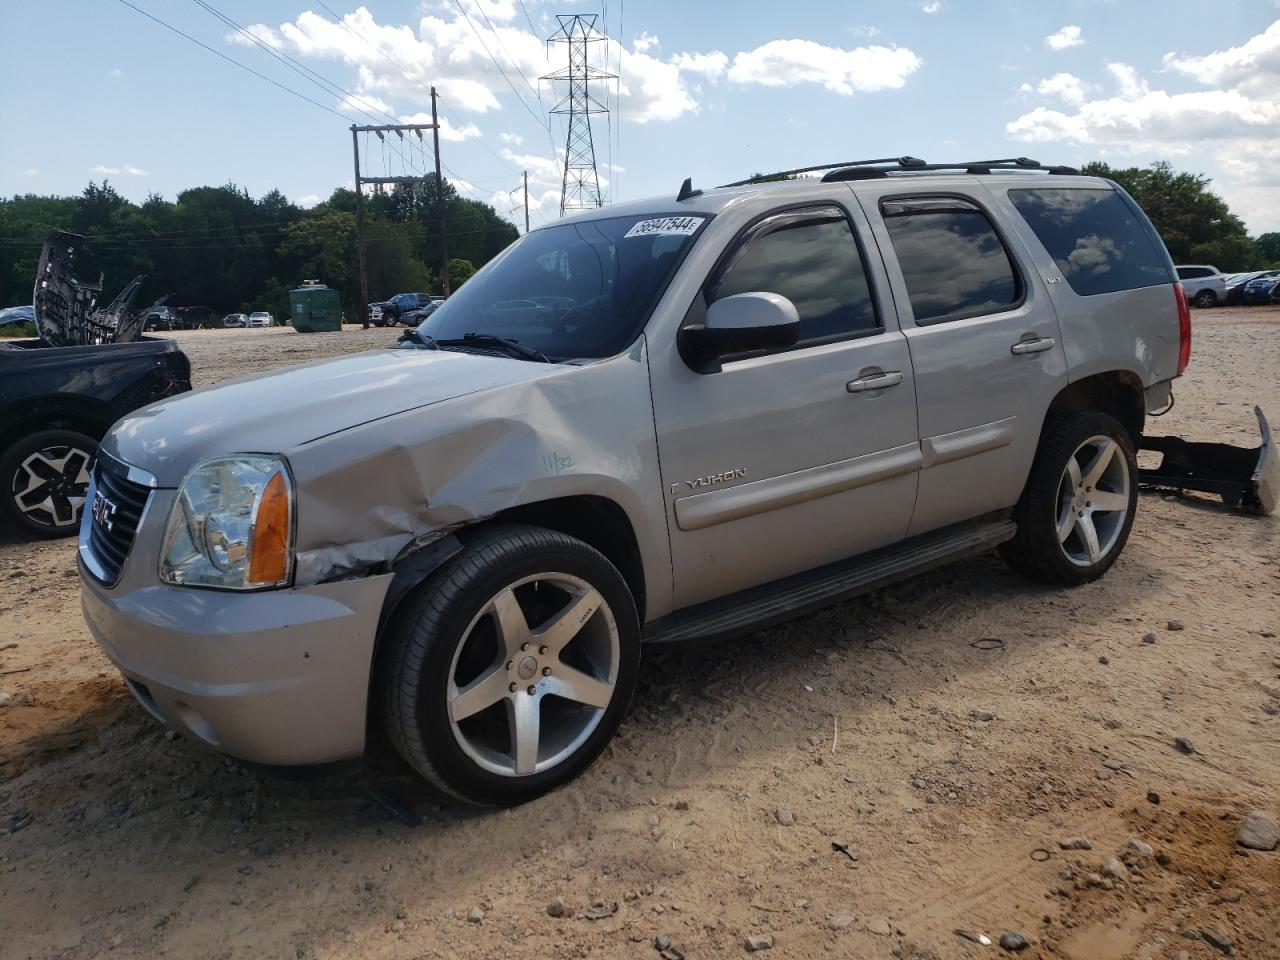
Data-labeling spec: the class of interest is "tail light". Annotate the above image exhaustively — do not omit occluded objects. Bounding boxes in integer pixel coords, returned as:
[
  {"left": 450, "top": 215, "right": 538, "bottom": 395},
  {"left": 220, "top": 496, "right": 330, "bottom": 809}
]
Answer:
[{"left": 1174, "top": 283, "right": 1191, "bottom": 375}]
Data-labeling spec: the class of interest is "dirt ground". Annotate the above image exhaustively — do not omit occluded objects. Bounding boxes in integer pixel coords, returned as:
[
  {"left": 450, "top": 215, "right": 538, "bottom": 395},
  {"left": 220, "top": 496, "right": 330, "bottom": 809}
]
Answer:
[{"left": 1, "top": 311, "right": 1278, "bottom": 960}]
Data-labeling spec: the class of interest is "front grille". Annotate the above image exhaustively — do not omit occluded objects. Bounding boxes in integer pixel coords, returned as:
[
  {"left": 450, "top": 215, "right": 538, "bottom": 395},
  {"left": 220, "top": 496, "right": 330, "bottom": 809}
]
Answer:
[{"left": 85, "top": 458, "right": 151, "bottom": 585}]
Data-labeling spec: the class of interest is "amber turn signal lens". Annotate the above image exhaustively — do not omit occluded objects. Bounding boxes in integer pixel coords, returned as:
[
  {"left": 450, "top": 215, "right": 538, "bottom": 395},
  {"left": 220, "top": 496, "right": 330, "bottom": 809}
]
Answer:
[{"left": 248, "top": 471, "right": 291, "bottom": 584}]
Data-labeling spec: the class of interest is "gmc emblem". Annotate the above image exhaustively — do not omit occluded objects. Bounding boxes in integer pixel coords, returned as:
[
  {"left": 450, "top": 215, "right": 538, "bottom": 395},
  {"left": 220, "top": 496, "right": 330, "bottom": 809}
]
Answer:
[{"left": 92, "top": 489, "right": 118, "bottom": 532}]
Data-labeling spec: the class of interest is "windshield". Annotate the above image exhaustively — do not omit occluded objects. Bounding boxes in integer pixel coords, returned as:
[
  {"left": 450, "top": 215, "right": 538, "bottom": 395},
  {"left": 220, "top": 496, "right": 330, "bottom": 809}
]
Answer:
[{"left": 417, "top": 213, "right": 708, "bottom": 359}]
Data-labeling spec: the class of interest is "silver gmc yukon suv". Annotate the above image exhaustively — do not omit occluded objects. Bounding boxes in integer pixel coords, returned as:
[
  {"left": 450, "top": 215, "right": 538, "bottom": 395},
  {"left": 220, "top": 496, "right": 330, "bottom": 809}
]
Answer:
[{"left": 79, "top": 158, "right": 1191, "bottom": 806}]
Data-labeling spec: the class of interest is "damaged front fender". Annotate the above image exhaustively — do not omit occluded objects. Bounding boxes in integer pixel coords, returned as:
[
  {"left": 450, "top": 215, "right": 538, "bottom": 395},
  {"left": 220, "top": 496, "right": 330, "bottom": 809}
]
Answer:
[{"left": 282, "top": 339, "right": 674, "bottom": 620}]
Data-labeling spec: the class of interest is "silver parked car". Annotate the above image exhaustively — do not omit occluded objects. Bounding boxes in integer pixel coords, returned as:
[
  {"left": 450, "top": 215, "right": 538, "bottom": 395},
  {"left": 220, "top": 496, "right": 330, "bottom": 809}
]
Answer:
[
  {"left": 80, "top": 158, "right": 1192, "bottom": 806},
  {"left": 1174, "top": 264, "right": 1225, "bottom": 308}
]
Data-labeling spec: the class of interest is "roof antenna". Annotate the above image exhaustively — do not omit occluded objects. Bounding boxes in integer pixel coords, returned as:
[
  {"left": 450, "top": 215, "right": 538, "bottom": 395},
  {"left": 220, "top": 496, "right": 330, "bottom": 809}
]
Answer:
[{"left": 676, "top": 177, "right": 702, "bottom": 202}]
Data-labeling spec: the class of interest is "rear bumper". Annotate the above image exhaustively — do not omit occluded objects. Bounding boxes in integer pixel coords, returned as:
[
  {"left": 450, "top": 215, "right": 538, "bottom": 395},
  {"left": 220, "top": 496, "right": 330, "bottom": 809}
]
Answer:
[{"left": 80, "top": 563, "right": 393, "bottom": 765}]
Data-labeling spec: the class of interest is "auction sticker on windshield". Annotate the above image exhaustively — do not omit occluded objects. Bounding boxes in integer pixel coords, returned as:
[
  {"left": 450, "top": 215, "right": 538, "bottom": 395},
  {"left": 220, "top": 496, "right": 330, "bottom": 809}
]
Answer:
[{"left": 624, "top": 216, "right": 705, "bottom": 239}]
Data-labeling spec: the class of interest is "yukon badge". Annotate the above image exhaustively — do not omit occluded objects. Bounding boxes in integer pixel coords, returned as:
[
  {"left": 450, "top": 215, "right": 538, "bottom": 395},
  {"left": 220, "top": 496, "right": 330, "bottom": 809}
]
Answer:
[{"left": 672, "top": 468, "right": 747, "bottom": 496}]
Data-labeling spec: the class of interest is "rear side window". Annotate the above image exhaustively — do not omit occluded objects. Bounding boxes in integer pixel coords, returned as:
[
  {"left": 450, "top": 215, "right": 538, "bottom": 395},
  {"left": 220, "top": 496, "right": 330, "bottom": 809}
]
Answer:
[
  {"left": 880, "top": 196, "right": 1020, "bottom": 324},
  {"left": 1009, "top": 188, "right": 1172, "bottom": 296},
  {"left": 1176, "top": 267, "right": 1210, "bottom": 280},
  {"left": 709, "top": 205, "right": 878, "bottom": 345}
]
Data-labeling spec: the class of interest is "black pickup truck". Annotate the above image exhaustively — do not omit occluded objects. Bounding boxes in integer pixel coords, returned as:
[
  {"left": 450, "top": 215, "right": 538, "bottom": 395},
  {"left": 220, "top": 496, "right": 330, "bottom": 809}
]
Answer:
[{"left": 0, "top": 336, "right": 191, "bottom": 537}]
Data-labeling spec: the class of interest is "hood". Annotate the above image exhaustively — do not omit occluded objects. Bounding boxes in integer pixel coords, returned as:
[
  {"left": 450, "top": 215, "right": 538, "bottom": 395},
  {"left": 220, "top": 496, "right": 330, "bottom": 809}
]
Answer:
[{"left": 103, "top": 347, "right": 560, "bottom": 486}]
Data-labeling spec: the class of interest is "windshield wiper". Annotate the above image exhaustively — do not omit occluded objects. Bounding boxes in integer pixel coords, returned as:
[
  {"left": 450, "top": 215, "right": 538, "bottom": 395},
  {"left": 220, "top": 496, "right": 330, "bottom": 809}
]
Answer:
[
  {"left": 438, "top": 332, "right": 551, "bottom": 363},
  {"left": 396, "top": 328, "right": 439, "bottom": 349}
]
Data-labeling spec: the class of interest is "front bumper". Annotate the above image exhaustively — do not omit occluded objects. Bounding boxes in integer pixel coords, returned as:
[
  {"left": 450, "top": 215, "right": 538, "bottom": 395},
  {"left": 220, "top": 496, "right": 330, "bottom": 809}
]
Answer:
[{"left": 80, "top": 513, "right": 393, "bottom": 765}]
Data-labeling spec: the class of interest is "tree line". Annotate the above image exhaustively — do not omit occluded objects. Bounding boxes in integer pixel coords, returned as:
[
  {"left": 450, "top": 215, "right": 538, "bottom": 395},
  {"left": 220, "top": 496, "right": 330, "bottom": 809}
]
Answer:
[
  {"left": 0, "top": 176, "right": 519, "bottom": 323},
  {"left": 2, "top": 161, "right": 1277, "bottom": 326}
]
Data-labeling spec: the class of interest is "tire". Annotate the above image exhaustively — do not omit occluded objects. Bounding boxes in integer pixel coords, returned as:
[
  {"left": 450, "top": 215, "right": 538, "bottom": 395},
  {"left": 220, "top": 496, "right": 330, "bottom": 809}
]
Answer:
[
  {"left": 380, "top": 524, "right": 640, "bottom": 806},
  {"left": 0, "top": 429, "right": 97, "bottom": 539},
  {"left": 999, "top": 412, "right": 1138, "bottom": 586},
  {"left": 1191, "top": 289, "right": 1217, "bottom": 308}
]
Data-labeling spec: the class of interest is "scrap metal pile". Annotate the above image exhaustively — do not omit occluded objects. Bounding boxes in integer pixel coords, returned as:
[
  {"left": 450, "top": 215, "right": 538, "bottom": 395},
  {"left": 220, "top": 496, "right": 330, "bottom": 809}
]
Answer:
[{"left": 32, "top": 231, "right": 148, "bottom": 346}]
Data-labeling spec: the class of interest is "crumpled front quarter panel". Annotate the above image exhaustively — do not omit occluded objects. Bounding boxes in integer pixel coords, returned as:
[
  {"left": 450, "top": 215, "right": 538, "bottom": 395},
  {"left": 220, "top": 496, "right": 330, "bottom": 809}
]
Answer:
[{"left": 284, "top": 342, "right": 673, "bottom": 620}]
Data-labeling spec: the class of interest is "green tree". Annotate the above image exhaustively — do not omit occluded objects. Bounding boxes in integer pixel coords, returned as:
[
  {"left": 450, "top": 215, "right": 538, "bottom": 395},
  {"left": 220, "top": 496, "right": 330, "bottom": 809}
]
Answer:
[
  {"left": 447, "top": 258, "right": 476, "bottom": 291},
  {"left": 1257, "top": 232, "right": 1280, "bottom": 265}
]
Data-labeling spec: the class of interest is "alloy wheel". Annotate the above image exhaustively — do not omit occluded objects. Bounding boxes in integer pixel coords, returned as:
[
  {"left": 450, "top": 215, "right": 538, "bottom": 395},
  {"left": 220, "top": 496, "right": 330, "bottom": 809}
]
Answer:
[
  {"left": 1055, "top": 435, "right": 1131, "bottom": 567},
  {"left": 12, "top": 445, "right": 93, "bottom": 529},
  {"left": 446, "top": 572, "right": 620, "bottom": 777}
]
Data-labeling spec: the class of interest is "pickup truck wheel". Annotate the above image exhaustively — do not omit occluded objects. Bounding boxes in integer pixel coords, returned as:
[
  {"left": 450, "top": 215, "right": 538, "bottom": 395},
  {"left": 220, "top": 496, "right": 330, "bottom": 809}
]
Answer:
[
  {"left": 0, "top": 429, "right": 97, "bottom": 538},
  {"left": 1191, "top": 290, "right": 1217, "bottom": 308},
  {"left": 999, "top": 412, "right": 1137, "bottom": 586},
  {"left": 381, "top": 525, "right": 640, "bottom": 806}
]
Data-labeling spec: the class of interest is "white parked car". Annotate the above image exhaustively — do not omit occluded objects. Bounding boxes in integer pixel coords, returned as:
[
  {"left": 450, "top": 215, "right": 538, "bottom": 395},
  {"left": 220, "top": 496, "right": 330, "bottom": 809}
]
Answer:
[
  {"left": 1174, "top": 265, "right": 1226, "bottom": 308},
  {"left": 248, "top": 311, "right": 274, "bottom": 328}
]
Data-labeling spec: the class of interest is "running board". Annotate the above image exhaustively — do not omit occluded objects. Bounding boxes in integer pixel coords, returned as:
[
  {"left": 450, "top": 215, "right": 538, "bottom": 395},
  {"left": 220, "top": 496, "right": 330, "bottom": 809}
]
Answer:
[{"left": 645, "top": 514, "right": 1016, "bottom": 645}]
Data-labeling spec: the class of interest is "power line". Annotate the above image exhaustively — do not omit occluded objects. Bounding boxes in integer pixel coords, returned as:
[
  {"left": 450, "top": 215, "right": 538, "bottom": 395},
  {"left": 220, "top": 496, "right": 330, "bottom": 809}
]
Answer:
[
  {"left": 113, "top": 0, "right": 351, "bottom": 120},
  {"left": 473, "top": 0, "right": 545, "bottom": 111},
  {"left": 451, "top": 0, "right": 551, "bottom": 134},
  {"left": 190, "top": 0, "right": 404, "bottom": 131}
]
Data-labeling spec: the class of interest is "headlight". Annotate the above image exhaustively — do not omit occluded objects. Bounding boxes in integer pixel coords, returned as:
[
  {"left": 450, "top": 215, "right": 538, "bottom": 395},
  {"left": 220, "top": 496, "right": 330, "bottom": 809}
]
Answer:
[{"left": 160, "top": 456, "right": 294, "bottom": 589}]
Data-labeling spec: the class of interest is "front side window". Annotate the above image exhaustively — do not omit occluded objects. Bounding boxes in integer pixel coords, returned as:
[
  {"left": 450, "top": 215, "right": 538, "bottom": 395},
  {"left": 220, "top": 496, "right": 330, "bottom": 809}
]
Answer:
[
  {"left": 419, "top": 213, "right": 708, "bottom": 360},
  {"left": 708, "top": 206, "right": 878, "bottom": 345},
  {"left": 881, "top": 196, "right": 1020, "bottom": 324},
  {"left": 1008, "top": 188, "right": 1173, "bottom": 296}
]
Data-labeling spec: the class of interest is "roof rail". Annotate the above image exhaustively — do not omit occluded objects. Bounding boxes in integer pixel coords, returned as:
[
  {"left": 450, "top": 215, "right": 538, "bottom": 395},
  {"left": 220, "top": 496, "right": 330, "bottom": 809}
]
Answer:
[
  {"left": 718, "top": 156, "right": 926, "bottom": 188},
  {"left": 822, "top": 157, "right": 1080, "bottom": 182}
]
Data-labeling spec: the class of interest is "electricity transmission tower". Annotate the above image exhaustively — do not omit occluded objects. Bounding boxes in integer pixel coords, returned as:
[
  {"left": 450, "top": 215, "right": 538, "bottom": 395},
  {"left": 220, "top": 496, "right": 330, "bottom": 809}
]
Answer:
[{"left": 541, "top": 14, "right": 615, "bottom": 216}]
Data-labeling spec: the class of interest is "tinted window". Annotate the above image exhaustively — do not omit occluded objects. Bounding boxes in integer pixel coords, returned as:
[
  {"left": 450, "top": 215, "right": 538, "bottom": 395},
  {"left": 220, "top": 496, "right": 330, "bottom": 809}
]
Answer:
[
  {"left": 1009, "top": 188, "right": 1172, "bottom": 296},
  {"left": 419, "top": 213, "right": 707, "bottom": 359},
  {"left": 709, "top": 207, "right": 878, "bottom": 344},
  {"left": 1177, "top": 267, "right": 1209, "bottom": 279},
  {"left": 881, "top": 197, "right": 1019, "bottom": 323}
]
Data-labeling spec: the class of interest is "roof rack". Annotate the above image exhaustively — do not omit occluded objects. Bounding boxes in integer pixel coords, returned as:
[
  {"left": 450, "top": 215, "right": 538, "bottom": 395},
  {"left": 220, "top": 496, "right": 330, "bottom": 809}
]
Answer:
[
  {"left": 718, "top": 157, "right": 927, "bottom": 188},
  {"left": 821, "top": 157, "right": 1079, "bottom": 182}
]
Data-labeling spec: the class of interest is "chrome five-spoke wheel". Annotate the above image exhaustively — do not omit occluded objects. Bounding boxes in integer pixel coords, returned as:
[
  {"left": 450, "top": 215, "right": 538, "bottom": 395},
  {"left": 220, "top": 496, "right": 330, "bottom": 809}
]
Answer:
[
  {"left": 447, "top": 573, "right": 619, "bottom": 777},
  {"left": 381, "top": 525, "right": 640, "bottom": 806},
  {"left": 1056, "top": 434, "right": 1131, "bottom": 567}
]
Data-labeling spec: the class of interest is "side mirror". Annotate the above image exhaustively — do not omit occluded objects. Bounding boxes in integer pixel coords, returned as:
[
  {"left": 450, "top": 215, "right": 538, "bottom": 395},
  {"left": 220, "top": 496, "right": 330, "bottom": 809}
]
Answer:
[{"left": 682, "top": 292, "right": 800, "bottom": 371}]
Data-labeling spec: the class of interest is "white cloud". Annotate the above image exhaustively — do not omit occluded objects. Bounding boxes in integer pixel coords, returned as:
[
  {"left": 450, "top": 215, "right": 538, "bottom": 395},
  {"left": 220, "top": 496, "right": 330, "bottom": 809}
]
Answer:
[
  {"left": 671, "top": 51, "right": 729, "bottom": 77},
  {"left": 727, "top": 39, "right": 922, "bottom": 95},
  {"left": 91, "top": 164, "right": 147, "bottom": 176},
  {"left": 1106, "top": 62, "right": 1148, "bottom": 99},
  {"left": 921, "top": 1, "right": 941, "bottom": 13},
  {"left": 1045, "top": 25, "right": 1084, "bottom": 51},
  {"left": 293, "top": 194, "right": 322, "bottom": 208},
  {"left": 1008, "top": 21, "right": 1280, "bottom": 229},
  {"left": 850, "top": 26, "right": 881, "bottom": 39},
  {"left": 1034, "top": 72, "right": 1091, "bottom": 106},
  {"left": 21, "top": 168, "right": 37, "bottom": 176},
  {"left": 1163, "top": 19, "right": 1280, "bottom": 97},
  {"left": 224, "top": 8, "right": 922, "bottom": 139},
  {"left": 500, "top": 132, "right": 523, "bottom": 145},
  {"left": 109, "top": 68, "right": 123, "bottom": 80}
]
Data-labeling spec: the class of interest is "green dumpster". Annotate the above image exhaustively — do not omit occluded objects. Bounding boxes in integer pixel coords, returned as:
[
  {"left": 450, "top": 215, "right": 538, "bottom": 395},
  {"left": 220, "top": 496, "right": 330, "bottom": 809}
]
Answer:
[{"left": 288, "top": 281, "right": 342, "bottom": 333}]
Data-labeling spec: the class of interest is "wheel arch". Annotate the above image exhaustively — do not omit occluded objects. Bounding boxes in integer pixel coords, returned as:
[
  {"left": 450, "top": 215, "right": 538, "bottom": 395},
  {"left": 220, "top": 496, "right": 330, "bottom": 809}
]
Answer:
[
  {"left": 370, "top": 494, "right": 647, "bottom": 704},
  {"left": 1043, "top": 371, "right": 1145, "bottom": 447},
  {"left": 0, "top": 398, "right": 112, "bottom": 457}
]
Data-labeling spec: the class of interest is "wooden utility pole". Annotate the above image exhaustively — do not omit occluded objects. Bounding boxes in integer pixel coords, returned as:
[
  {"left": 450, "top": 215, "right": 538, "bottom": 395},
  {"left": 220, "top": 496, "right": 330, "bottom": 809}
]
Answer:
[
  {"left": 431, "top": 86, "right": 450, "bottom": 296},
  {"left": 350, "top": 121, "right": 440, "bottom": 324},
  {"left": 351, "top": 126, "right": 370, "bottom": 329},
  {"left": 524, "top": 170, "right": 530, "bottom": 234}
]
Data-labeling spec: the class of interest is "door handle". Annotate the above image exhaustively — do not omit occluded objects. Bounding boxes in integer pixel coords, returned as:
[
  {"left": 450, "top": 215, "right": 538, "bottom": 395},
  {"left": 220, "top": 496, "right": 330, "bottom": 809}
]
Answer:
[
  {"left": 846, "top": 371, "right": 904, "bottom": 393},
  {"left": 1010, "top": 337, "right": 1055, "bottom": 355}
]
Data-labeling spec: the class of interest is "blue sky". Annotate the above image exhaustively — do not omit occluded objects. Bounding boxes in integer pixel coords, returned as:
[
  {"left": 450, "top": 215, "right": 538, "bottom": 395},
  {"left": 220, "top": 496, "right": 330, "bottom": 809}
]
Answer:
[{"left": 3, "top": 1, "right": 1279, "bottom": 231}]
